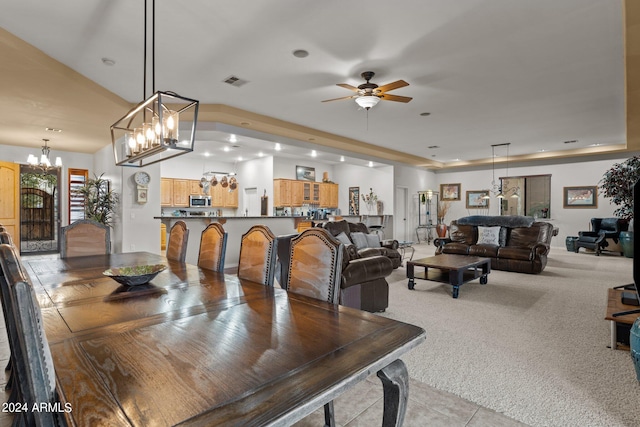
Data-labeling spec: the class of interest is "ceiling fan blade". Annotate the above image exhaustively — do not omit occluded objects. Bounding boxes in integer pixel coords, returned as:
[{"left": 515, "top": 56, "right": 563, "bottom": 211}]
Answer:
[
  {"left": 380, "top": 94, "right": 413, "bottom": 103},
  {"left": 336, "top": 83, "right": 360, "bottom": 92},
  {"left": 376, "top": 80, "right": 409, "bottom": 93},
  {"left": 321, "top": 95, "right": 357, "bottom": 102}
]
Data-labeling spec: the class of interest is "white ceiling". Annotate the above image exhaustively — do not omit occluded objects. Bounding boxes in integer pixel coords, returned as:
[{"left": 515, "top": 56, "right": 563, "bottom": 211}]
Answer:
[{"left": 0, "top": 0, "right": 627, "bottom": 167}]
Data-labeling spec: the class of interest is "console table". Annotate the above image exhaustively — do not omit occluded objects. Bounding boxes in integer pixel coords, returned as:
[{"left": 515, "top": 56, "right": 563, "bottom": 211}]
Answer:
[{"left": 605, "top": 287, "right": 640, "bottom": 350}]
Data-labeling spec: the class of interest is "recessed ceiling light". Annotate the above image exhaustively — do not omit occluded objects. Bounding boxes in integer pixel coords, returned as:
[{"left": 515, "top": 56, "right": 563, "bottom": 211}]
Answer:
[
  {"left": 340, "top": 156, "right": 345, "bottom": 162},
  {"left": 204, "top": 152, "right": 210, "bottom": 157},
  {"left": 238, "top": 156, "right": 243, "bottom": 161},
  {"left": 223, "top": 146, "right": 230, "bottom": 152},
  {"left": 101, "top": 57, "right": 115, "bottom": 66},
  {"left": 229, "top": 134, "right": 237, "bottom": 143},
  {"left": 311, "top": 150, "right": 317, "bottom": 157},
  {"left": 258, "top": 152, "right": 264, "bottom": 157},
  {"left": 590, "top": 143, "right": 602, "bottom": 147},
  {"left": 292, "top": 49, "right": 309, "bottom": 58},
  {"left": 275, "top": 143, "right": 281, "bottom": 151},
  {"left": 368, "top": 161, "right": 374, "bottom": 167},
  {"left": 420, "top": 112, "right": 431, "bottom": 116}
]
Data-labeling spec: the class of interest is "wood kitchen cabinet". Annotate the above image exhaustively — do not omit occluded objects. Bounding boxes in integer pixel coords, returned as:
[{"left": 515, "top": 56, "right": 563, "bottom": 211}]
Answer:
[
  {"left": 223, "top": 187, "right": 238, "bottom": 207},
  {"left": 210, "top": 184, "right": 224, "bottom": 206},
  {"left": 172, "top": 179, "right": 190, "bottom": 207},
  {"left": 302, "top": 182, "right": 320, "bottom": 204},
  {"left": 161, "top": 178, "right": 173, "bottom": 207},
  {"left": 273, "top": 179, "right": 292, "bottom": 207},
  {"left": 290, "top": 180, "right": 303, "bottom": 206},
  {"left": 320, "top": 183, "right": 339, "bottom": 208},
  {"left": 190, "top": 179, "right": 203, "bottom": 195}
]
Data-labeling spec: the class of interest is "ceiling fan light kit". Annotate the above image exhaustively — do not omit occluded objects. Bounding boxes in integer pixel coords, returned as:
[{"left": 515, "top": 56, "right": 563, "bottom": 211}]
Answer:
[
  {"left": 323, "top": 71, "right": 412, "bottom": 111},
  {"left": 110, "top": 0, "right": 199, "bottom": 168}
]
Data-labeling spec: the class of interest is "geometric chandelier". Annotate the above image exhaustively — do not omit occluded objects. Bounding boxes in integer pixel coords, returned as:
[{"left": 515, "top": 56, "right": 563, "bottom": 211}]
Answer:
[{"left": 110, "top": 0, "right": 199, "bottom": 168}]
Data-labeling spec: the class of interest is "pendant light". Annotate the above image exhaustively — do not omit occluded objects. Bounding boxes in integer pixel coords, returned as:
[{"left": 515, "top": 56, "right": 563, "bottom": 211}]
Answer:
[
  {"left": 110, "top": 0, "right": 199, "bottom": 167},
  {"left": 27, "top": 139, "right": 62, "bottom": 172}
]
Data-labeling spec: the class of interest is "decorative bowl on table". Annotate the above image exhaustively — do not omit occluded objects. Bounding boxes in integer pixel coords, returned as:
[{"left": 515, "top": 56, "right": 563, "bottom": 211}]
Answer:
[{"left": 103, "top": 264, "right": 166, "bottom": 287}]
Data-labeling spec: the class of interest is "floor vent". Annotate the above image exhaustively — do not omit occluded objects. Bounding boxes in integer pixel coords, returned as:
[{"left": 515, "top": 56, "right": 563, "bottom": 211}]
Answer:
[{"left": 223, "top": 75, "right": 249, "bottom": 87}]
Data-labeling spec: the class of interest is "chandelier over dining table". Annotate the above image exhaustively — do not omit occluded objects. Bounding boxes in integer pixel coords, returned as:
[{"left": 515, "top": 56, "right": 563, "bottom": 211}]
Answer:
[
  {"left": 27, "top": 139, "right": 62, "bottom": 172},
  {"left": 110, "top": 0, "right": 199, "bottom": 167}
]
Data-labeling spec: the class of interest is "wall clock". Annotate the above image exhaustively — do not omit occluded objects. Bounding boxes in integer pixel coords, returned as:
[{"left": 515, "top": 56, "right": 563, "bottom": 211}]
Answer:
[{"left": 134, "top": 171, "right": 151, "bottom": 204}]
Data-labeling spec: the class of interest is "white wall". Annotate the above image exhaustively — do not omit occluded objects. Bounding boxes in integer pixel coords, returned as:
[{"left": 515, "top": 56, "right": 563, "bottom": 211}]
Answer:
[
  {"left": 333, "top": 163, "right": 394, "bottom": 215},
  {"left": 434, "top": 156, "right": 633, "bottom": 247},
  {"left": 237, "top": 156, "right": 273, "bottom": 214}
]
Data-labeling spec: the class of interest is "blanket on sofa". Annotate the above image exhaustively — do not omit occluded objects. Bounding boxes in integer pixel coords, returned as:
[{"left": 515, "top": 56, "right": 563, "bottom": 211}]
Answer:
[{"left": 457, "top": 215, "right": 535, "bottom": 228}]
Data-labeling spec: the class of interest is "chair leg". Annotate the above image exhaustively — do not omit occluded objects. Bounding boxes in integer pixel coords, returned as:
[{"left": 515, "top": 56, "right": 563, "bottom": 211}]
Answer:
[{"left": 323, "top": 401, "right": 335, "bottom": 427}]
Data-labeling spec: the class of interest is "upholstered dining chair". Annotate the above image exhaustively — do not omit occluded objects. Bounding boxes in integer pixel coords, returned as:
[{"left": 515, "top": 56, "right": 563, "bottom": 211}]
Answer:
[
  {"left": 197, "top": 223, "right": 227, "bottom": 272},
  {"left": 0, "top": 230, "right": 13, "bottom": 245},
  {"left": 283, "top": 227, "right": 344, "bottom": 427},
  {"left": 60, "top": 219, "right": 111, "bottom": 258},
  {"left": 237, "top": 225, "right": 277, "bottom": 286},
  {"left": 0, "top": 243, "right": 62, "bottom": 426},
  {"left": 166, "top": 220, "right": 189, "bottom": 263}
]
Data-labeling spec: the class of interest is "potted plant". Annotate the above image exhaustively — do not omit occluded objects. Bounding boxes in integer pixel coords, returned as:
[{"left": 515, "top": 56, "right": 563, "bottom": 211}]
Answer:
[
  {"left": 599, "top": 156, "right": 640, "bottom": 257},
  {"left": 74, "top": 173, "right": 119, "bottom": 227}
]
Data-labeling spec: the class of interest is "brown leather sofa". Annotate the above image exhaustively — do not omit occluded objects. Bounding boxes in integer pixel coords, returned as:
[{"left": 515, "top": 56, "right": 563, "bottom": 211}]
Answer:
[
  {"left": 276, "top": 230, "right": 393, "bottom": 313},
  {"left": 435, "top": 215, "right": 555, "bottom": 274},
  {"left": 320, "top": 220, "right": 402, "bottom": 269}
]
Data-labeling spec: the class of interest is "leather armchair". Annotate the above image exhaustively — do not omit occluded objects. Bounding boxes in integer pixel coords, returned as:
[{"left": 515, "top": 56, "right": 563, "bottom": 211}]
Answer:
[{"left": 575, "top": 217, "right": 628, "bottom": 256}]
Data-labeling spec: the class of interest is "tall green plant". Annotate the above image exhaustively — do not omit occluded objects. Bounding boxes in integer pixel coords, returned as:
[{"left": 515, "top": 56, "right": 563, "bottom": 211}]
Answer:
[
  {"left": 74, "top": 174, "right": 118, "bottom": 226},
  {"left": 599, "top": 156, "right": 640, "bottom": 220}
]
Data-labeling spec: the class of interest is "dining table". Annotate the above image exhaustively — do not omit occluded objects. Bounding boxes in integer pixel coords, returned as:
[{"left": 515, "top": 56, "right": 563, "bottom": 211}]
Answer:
[{"left": 22, "top": 251, "right": 426, "bottom": 426}]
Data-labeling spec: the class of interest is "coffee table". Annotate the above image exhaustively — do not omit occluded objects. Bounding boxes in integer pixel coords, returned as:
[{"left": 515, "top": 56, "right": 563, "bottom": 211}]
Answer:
[{"left": 406, "top": 254, "right": 491, "bottom": 298}]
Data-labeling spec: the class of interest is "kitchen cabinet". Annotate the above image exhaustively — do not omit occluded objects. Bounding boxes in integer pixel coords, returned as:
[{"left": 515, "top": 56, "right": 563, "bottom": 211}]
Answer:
[
  {"left": 223, "top": 187, "right": 239, "bottom": 208},
  {"left": 303, "top": 182, "right": 320, "bottom": 204},
  {"left": 210, "top": 185, "right": 224, "bottom": 206},
  {"left": 320, "top": 183, "right": 339, "bottom": 208},
  {"left": 161, "top": 178, "right": 173, "bottom": 207},
  {"left": 273, "top": 179, "right": 292, "bottom": 207},
  {"left": 172, "top": 179, "right": 190, "bottom": 207},
  {"left": 290, "top": 180, "right": 303, "bottom": 206},
  {"left": 190, "top": 179, "right": 203, "bottom": 195}
]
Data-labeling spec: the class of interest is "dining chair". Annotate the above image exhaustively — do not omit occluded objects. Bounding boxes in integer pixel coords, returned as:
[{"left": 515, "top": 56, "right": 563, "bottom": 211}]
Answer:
[
  {"left": 237, "top": 225, "right": 277, "bottom": 286},
  {"left": 166, "top": 220, "right": 189, "bottom": 263},
  {"left": 0, "top": 230, "right": 13, "bottom": 245},
  {"left": 285, "top": 227, "right": 343, "bottom": 304},
  {"left": 60, "top": 219, "right": 111, "bottom": 258},
  {"left": 284, "top": 227, "right": 344, "bottom": 427},
  {"left": 197, "top": 223, "right": 227, "bottom": 271},
  {"left": 0, "top": 243, "right": 62, "bottom": 426}
]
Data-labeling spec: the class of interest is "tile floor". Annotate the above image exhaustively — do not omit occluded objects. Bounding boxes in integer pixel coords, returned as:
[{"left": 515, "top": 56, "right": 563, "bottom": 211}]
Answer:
[{"left": 0, "top": 250, "right": 529, "bottom": 427}]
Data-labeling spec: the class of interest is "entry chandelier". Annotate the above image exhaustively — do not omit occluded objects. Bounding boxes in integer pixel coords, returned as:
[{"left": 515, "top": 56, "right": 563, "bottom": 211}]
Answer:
[
  {"left": 482, "top": 143, "right": 519, "bottom": 200},
  {"left": 110, "top": 0, "right": 199, "bottom": 167},
  {"left": 27, "top": 139, "right": 62, "bottom": 172}
]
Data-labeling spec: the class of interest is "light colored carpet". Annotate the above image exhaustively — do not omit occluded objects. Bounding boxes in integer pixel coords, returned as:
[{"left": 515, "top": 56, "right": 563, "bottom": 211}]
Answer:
[{"left": 381, "top": 243, "right": 640, "bottom": 427}]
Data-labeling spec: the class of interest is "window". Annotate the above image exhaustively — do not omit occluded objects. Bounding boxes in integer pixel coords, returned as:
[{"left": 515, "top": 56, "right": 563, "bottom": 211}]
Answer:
[
  {"left": 499, "top": 174, "right": 551, "bottom": 218},
  {"left": 68, "top": 168, "right": 88, "bottom": 222}
]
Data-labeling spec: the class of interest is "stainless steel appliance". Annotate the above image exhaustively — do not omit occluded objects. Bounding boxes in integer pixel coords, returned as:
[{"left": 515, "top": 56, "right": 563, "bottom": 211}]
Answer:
[{"left": 189, "top": 195, "right": 211, "bottom": 207}]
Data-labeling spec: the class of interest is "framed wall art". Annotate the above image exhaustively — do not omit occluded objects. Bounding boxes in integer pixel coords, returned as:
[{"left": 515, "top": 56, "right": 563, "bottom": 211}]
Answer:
[
  {"left": 349, "top": 187, "right": 360, "bottom": 215},
  {"left": 563, "top": 186, "right": 597, "bottom": 208},
  {"left": 295, "top": 165, "right": 315, "bottom": 181},
  {"left": 440, "top": 183, "right": 461, "bottom": 201},
  {"left": 466, "top": 190, "right": 489, "bottom": 209}
]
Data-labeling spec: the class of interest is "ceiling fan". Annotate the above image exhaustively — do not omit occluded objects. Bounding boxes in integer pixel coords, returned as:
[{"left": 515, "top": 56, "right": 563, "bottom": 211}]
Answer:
[{"left": 322, "top": 71, "right": 412, "bottom": 110}]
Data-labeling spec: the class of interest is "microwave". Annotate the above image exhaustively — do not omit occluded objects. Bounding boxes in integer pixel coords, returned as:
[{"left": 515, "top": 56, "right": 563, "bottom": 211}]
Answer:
[{"left": 189, "top": 195, "right": 211, "bottom": 207}]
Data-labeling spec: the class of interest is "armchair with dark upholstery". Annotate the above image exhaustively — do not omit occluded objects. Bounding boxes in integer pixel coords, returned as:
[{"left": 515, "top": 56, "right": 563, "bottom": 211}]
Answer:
[{"left": 574, "top": 217, "right": 628, "bottom": 256}]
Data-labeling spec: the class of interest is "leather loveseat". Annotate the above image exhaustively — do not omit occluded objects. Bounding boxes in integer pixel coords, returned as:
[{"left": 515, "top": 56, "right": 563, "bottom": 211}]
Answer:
[
  {"left": 276, "top": 230, "right": 393, "bottom": 313},
  {"left": 435, "top": 215, "right": 555, "bottom": 274},
  {"left": 320, "top": 220, "right": 402, "bottom": 269}
]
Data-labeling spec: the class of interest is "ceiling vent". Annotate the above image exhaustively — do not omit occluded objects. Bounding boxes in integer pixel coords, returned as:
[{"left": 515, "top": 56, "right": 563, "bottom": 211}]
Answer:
[{"left": 223, "top": 75, "right": 249, "bottom": 87}]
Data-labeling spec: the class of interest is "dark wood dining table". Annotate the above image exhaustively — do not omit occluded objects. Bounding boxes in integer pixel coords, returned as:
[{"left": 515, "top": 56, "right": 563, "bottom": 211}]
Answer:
[{"left": 22, "top": 252, "right": 426, "bottom": 426}]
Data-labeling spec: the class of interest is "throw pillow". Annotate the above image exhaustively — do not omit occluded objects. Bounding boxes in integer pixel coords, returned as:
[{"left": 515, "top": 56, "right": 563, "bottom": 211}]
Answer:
[
  {"left": 335, "top": 232, "right": 352, "bottom": 246},
  {"left": 365, "top": 233, "right": 381, "bottom": 248},
  {"left": 350, "top": 232, "right": 369, "bottom": 250},
  {"left": 477, "top": 226, "right": 501, "bottom": 245}
]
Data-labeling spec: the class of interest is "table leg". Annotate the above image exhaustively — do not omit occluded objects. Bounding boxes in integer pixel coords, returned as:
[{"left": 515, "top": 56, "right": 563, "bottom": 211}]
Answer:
[
  {"left": 452, "top": 285, "right": 459, "bottom": 299},
  {"left": 610, "top": 320, "right": 618, "bottom": 350},
  {"left": 376, "top": 359, "right": 409, "bottom": 427},
  {"left": 407, "top": 263, "right": 415, "bottom": 290}
]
